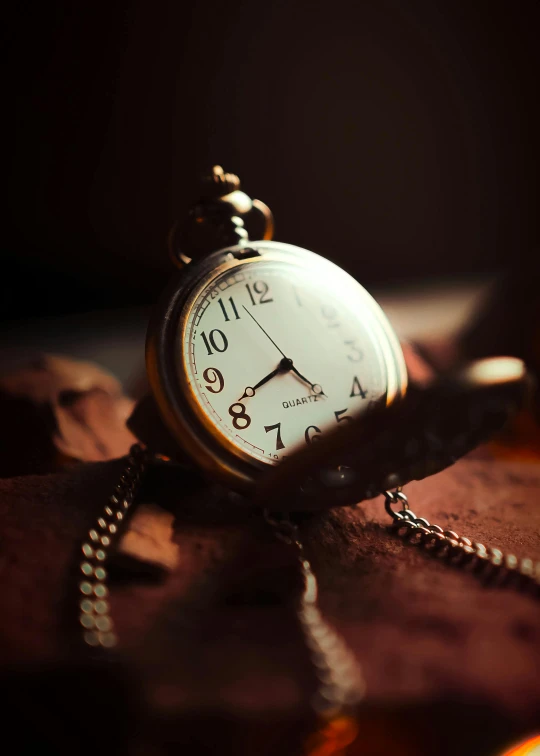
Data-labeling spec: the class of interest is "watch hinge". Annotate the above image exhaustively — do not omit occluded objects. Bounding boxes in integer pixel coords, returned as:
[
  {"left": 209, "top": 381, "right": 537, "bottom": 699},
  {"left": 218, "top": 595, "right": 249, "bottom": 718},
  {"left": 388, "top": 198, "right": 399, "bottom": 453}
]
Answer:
[{"left": 233, "top": 247, "right": 261, "bottom": 259}]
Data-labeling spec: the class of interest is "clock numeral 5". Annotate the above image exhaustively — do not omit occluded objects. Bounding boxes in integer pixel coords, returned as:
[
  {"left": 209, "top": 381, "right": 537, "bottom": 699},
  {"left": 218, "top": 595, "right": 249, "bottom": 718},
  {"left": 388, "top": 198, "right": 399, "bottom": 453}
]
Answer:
[
  {"left": 265, "top": 422, "right": 285, "bottom": 450},
  {"left": 203, "top": 367, "right": 224, "bottom": 394},
  {"left": 334, "top": 408, "right": 353, "bottom": 424},
  {"left": 201, "top": 329, "right": 228, "bottom": 355}
]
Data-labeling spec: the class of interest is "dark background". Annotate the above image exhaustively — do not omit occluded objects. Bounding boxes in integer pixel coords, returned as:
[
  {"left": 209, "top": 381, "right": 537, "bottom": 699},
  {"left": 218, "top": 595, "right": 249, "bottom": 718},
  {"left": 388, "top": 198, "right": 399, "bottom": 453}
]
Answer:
[{"left": 4, "top": 0, "right": 539, "bottom": 322}]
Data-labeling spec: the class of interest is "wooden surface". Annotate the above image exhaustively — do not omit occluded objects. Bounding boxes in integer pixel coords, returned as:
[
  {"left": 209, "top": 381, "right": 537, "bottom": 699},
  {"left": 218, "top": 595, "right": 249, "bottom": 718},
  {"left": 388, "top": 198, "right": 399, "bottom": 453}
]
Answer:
[{"left": 0, "top": 454, "right": 539, "bottom": 755}]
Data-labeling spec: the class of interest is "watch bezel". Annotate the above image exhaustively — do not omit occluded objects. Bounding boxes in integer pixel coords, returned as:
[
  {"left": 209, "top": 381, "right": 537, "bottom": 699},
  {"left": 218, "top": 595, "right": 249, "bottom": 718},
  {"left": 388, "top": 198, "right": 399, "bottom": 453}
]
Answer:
[{"left": 146, "top": 241, "right": 408, "bottom": 492}]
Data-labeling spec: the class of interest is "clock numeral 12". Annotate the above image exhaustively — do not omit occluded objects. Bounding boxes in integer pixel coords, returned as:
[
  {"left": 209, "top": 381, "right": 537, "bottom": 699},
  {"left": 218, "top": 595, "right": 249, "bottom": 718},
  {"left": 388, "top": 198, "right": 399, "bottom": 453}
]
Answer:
[{"left": 246, "top": 281, "right": 273, "bottom": 305}]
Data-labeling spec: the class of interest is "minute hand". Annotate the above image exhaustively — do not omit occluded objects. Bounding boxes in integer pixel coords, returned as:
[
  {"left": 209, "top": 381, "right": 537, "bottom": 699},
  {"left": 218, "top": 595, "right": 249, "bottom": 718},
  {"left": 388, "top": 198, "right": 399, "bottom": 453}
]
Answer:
[
  {"left": 242, "top": 306, "right": 324, "bottom": 395},
  {"left": 290, "top": 365, "right": 325, "bottom": 396}
]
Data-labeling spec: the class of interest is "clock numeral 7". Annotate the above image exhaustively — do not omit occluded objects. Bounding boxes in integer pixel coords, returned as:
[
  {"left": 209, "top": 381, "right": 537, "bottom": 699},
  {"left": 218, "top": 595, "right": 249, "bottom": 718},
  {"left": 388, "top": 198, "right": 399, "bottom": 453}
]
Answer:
[{"left": 265, "top": 422, "right": 285, "bottom": 450}]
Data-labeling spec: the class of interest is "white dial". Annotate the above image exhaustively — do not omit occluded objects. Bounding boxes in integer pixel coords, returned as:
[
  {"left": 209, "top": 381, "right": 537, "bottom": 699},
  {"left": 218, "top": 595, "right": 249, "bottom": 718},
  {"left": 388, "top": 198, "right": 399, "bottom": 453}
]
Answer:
[{"left": 180, "top": 250, "right": 399, "bottom": 466}]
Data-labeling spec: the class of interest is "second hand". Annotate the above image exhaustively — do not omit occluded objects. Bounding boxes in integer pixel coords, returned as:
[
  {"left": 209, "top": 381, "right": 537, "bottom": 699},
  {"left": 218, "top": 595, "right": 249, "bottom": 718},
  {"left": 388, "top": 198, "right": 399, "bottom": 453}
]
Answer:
[{"left": 242, "top": 305, "right": 326, "bottom": 397}]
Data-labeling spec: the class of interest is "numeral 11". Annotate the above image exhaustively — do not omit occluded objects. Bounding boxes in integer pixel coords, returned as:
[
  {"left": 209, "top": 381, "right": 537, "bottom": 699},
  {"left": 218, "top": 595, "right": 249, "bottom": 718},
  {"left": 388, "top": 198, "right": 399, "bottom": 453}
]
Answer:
[{"left": 218, "top": 297, "right": 240, "bottom": 322}]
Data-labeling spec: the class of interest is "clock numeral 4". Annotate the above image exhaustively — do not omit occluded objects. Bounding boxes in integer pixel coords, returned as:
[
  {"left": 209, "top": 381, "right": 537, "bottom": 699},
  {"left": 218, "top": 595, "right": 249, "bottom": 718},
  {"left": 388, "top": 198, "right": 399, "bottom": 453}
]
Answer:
[
  {"left": 218, "top": 297, "right": 240, "bottom": 322},
  {"left": 349, "top": 375, "right": 367, "bottom": 399},
  {"left": 228, "top": 402, "right": 251, "bottom": 430},
  {"left": 203, "top": 367, "right": 224, "bottom": 394},
  {"left": 246, "top": 281, "right": 273, "bottom": 305},
  {"left": 201, "top": 329, "right": 228, "bottom": 355},
  {"left": 265, "top": 422, "right": 285, "bottom": 450}
]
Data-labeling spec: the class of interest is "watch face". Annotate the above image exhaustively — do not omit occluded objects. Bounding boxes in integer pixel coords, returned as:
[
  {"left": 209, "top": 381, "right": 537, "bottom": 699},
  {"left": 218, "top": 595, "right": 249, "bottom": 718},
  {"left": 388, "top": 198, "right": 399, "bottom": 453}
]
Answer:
[{"left": 171, "top": 243, "right": 406, "bottom": 469}]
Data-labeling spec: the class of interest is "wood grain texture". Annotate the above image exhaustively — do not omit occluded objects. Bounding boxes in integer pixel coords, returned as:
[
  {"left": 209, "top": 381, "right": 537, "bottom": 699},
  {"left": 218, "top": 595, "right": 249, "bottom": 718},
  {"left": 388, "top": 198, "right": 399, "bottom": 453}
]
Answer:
[{"left": 0, "top": 456, "right": 538, "bottom": 754}]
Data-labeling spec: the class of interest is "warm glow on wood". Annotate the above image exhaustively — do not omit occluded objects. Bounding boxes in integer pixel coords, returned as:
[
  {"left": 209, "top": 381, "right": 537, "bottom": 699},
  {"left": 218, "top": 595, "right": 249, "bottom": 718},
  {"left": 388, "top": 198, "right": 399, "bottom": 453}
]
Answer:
[
  {"left": 500, "top": 735, "right": 540, "bottom": 756},
  {"left": 304, "top": 716, "right": 359, "bottom": 756}
]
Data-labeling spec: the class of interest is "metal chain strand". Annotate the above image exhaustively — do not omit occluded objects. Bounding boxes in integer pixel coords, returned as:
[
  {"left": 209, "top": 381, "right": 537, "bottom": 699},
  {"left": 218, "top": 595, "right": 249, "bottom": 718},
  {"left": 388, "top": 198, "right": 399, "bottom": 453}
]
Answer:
[
  {"left": 384, "top": 489, "right": 540, "bottom": 598},
  {"left": 263, "top": 510, "right": 365, "bottom": 718},
  {"left": 79, "top": 443, "right": 149, "bottom": 648}
]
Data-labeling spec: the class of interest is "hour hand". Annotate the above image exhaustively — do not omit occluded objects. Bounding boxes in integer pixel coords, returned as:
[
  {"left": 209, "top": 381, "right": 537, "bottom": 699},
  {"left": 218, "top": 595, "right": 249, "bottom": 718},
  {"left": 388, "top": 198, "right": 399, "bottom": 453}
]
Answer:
[{"left": 238, "top": 366, "right": 281, "bottom": 401}]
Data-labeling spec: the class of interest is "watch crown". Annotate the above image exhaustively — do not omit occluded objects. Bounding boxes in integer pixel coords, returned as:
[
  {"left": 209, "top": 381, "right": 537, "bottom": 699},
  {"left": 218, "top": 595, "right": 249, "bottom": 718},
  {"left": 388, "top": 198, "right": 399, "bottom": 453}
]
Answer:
[{"left": 200, "top": 165, "right": 241, "bottom": 198}]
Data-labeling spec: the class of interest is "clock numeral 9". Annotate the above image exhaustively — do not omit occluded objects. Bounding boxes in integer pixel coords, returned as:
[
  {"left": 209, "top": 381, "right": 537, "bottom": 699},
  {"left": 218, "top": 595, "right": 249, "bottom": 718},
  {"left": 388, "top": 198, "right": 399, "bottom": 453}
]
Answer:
[
  {"left": 246, "top": 281, "right": 273, "bottom": 305},
  {"left": 228, "top": 402, "right": 252, "bottom": 430},
  {"left": 203, "top": 367, "right": 224, "bottom": 394},
  {"left": 201, "top": 329, "right": 228, "bottom": 355},
  {"left": 305, "top": 425, "right": 322, "bottom": 444}
]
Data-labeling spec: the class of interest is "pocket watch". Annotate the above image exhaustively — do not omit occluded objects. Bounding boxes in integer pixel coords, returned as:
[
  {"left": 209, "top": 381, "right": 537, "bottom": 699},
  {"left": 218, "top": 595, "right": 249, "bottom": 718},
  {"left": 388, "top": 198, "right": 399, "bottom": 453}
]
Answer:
[
  {"left": 79, "top": 167, "right": 536, "bottom": 745},
  {"left": 146, "top": 166, "right": 407, "bottom": 491}
]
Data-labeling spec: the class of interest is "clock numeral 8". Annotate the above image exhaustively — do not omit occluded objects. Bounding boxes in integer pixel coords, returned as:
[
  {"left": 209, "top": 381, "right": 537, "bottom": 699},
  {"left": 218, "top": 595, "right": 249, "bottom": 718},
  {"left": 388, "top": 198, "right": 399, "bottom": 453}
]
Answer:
[{"left": 228, "top": 402, "right": 252, "bottom": 430}]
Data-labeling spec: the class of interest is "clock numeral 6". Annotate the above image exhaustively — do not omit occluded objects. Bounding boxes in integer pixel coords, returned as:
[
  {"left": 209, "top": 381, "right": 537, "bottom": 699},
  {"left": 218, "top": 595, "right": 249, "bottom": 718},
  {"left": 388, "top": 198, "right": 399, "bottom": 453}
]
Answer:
[
  {"left": 201, "top": 329, "right": 228, "bottom": 356},
  {"left": 305, "top": 425, "right": 322, "bottom": 444},
  {"left": 203, "top": 367, "right": 224, "bottom": 394},
  {"left": 228, "top": 402, "right": 252, "bottom": 430}
]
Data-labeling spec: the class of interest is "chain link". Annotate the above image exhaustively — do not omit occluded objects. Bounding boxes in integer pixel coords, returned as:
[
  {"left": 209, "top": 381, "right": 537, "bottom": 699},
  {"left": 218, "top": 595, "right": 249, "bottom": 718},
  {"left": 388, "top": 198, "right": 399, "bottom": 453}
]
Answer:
[
  {"left": 263, "top": 510, "right": 365, "bottom": 718},
  {"left": 78, "top": 453, "right": 537, "bottom": 720},
  {"left": 78, "top": 443, "right": 149, "bottom": 648},
  {"left": 384, "top": 489, "right": 540, "bottom": 597}
]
